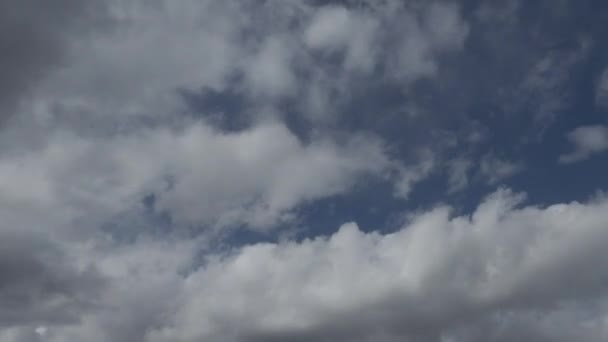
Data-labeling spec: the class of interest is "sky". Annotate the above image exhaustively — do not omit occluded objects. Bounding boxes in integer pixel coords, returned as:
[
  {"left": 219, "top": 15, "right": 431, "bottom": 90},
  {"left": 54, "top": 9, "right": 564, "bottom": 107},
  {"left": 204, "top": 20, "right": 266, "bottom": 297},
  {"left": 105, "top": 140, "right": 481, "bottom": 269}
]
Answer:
[{"left": 1, "top": 0, "right": 608, "bottom": 341}]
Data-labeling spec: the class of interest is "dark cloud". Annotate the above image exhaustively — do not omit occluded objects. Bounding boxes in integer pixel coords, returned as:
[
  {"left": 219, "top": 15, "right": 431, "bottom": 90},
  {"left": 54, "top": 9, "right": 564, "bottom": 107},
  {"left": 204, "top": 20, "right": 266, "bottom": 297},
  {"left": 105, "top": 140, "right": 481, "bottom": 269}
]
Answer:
[
  {"left": 0, "top": 0, "right": 106, "bottom": 121},
  {"left": 0, "top": 230, "right": 104, "bottom": 327}
]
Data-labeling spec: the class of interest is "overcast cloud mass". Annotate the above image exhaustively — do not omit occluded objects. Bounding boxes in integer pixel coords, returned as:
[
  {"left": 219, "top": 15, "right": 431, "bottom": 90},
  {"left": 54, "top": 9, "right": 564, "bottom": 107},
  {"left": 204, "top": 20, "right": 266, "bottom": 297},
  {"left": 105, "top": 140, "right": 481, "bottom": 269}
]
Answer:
[{"left": 1, "top": 0, "right": 608, "bottom": 341}]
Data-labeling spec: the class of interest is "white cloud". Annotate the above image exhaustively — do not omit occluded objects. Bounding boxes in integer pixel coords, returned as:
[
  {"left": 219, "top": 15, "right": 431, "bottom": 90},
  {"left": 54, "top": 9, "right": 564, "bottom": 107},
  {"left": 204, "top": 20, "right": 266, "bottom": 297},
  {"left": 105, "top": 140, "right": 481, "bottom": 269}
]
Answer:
[
  {"left": 390, "top": 2, "right": 469, "bottom": 83},
  {"left": 304, "top": 6, "right": 352, "bottom": 51},
  {"left": 5, "top": 2, "right": 604, "bottom": 341},
  {"left": 559, "top": 125, "right": 608, "bottom": 163},
  {"left": 298, "top": 1, "right": 469, "bottom": 122},
  {"left": 0, "top": 120, "right": 404, "bottom": 232},
  {"left": 23, "top": 188, "right": 608, "bottom": 342},
  {"left": 0, "top": 1, "right": 448, "bottom": 285},
  {"left": 480, "top": 154, "right": 524, "bottom": 185},
  {"left": 243, "top": 36, "right": 297, "bottom": 98},
  {"left": 304, "top": 5, "right": 379, "bottom": 72},
  {"left": 0, "top": 0, "right": 472, "bottom": 135}
]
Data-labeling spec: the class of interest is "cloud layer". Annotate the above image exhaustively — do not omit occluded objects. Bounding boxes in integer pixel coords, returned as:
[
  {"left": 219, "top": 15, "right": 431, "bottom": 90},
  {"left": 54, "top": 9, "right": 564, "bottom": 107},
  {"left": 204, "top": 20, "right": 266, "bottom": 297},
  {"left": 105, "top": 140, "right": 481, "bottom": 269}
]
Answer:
[
  {"left": 3, "top": 190, "right": 608, "bottom": 342},
  {"left": 1, "top": 0, "right": 608, "bottom": 341}
]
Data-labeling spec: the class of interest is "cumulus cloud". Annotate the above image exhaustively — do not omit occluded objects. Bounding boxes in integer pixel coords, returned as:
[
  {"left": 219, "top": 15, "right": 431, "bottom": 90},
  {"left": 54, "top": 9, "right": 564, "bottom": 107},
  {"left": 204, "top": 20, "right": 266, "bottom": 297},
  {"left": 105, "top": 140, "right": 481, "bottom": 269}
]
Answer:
[
  {"left": 7, "top": 189, "right": 606, "bottom": 342},
  {"left": 0, "top": 119, "right": 409, "bottom": 232},
  {"left": 0, "top": 0, "right": 469, "bottom": 132},
  {"left": 0, "top": 0, "right": 464, "bottom": 238},
  {"left": 2, "top": 1, "right": 606, "bottom": 341},
  {"left": 0, "top": 0, "right": 472, "bottom": 137},
  {"left": 559, "top": 125, "right": 608, "bottom": 163},
  {"left": 304, "top": 5, "right": 379, "bottom": 72}
]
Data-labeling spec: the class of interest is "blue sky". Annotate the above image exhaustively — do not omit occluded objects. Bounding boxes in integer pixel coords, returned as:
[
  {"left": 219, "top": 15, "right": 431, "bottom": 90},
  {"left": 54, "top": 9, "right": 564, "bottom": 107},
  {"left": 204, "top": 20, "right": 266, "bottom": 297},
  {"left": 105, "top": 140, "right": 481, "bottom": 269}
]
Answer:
[{"left": 1, "top": 1, "right": 608, "bottom": 341}]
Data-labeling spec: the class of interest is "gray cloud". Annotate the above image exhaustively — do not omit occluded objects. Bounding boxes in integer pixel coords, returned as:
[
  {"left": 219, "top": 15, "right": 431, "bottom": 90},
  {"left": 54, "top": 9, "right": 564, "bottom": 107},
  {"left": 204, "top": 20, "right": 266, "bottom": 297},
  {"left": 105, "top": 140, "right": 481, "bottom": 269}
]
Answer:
[
  {"left": 30, "top": 189, "right": 606, "bottom": 342},
  {"left": 0, "top": 230, "right": 104, "bottom": 328},
  {"left": 0, "top": 1, "right": 607, "bottom": 341},
  {"left": 0, "top": 0, "right": 106, "bottom": 121},
  {"left": 0, "top": 0, "right": 461, "bottom": 236}
]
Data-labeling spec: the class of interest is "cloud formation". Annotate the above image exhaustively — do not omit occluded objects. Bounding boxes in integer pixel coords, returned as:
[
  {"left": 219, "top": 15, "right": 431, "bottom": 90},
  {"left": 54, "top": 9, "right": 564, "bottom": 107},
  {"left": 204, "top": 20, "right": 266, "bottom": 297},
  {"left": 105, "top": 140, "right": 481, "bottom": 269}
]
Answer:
[
  {"left": 0, "top": 0, "right": 105, "bottom": 122},
  {"left": 2, "top": 189, "right": 607, "bottom": 341},
  {"left": 0, "top": 120, "right": 412, "bottom": 233},
  {"left": 0, "top": 230, "right": 102, "bottom": 328},
  {"left": 1, "top": 0, "right": 607, "bottom": 341},
  {"left": 560, "top": 125, "right": 608, "bottom": 163}
]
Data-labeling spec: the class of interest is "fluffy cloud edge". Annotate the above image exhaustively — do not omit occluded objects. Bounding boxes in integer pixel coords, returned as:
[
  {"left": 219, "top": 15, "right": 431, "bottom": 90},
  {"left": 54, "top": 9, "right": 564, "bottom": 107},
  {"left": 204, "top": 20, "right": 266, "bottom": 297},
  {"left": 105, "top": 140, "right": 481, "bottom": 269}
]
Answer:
[{"left": 9, "top": 188, "right": 606, "bottom": 342}]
